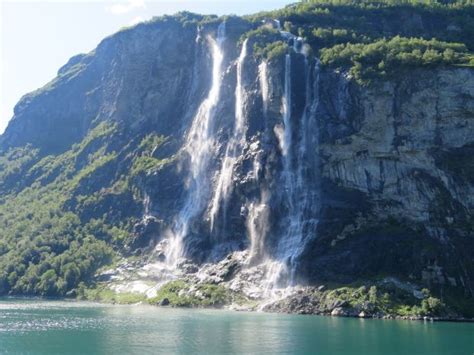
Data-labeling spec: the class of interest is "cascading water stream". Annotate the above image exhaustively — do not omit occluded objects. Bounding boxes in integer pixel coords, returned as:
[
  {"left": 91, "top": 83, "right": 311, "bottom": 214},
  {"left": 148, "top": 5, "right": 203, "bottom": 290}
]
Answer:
[
  {"left": 281, "top": 54, "right": 293, "bottom": 162},
  {"left": 258, "top": 61, "right": 269, "bottom": 117},
  {"left": 246, "top": 194, "right": 270, "bottom": 264},
  {"left": 268, "top": 51, "right": 301, "bottom": 288},
  {"left": 209, "top": 39, "right": 249, "bottom": 232},
  {"left": 143, "top": 192, "right": 152, "bottom": 218},
  {"left": 276, "top": 54, "right": 319, "bottom": 286},
  {"left": 166, "top": 22, "right": 226, "bottom": 266},
  {"left": 264, "top": 27, "right": 321, "bottom": 290},
  {"left": 245, "top": 60, "right": 272, "bottom": 264},
  {"left": 111, "top": 22, "right": 324, "bottom": 303}
]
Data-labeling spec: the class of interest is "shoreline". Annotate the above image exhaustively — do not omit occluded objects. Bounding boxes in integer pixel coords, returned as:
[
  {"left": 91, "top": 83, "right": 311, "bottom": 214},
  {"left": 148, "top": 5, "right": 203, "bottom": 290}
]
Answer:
[{"left": 2, "top": 295, "right": 473, "bottom": 323}]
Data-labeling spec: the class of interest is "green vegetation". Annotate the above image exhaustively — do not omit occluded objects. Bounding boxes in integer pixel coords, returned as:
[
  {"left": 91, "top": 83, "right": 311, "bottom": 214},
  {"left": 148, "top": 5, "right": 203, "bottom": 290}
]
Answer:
[
  {"left": 0, "top": 146, "right": 39, "bottom": 193},
  {"left": 248, "top": 0, "right": 474, "bottom": 49},
  {"left": 131, "top": 134, "right": 174, "bottom": 176},
  {"left": 242, "top": 0, "right": 474, "bottom": 83},
  {"left": 0, "top": 122, "right": 173, "bottom": 297},
  {"left": 148, "top": 280, "right": 240, "bottom": 308},
  {"left": 0, "top": 123, "right": 119, "bottom": 296},
  {"left": 131, "top": 157, "right": 168, "bottom": 177},
  {"left": 129, "top": 1, "right": 474, "bottom": 83},
  {"left": 76, "top": 278, "right": 236, "bottom": 307},
  {"left": 78, "top": 284, "right": 147, "bottom": 304},
  {"left": 321, "top": 283, "right": 448, "bottom": 317},
  {"left": 320, "top": 36, "right": 473, "bottom": 82},
  {"left": 256, "top": 41, "right": 289, "bottom": 61},
  {"left": 79, "top": 280, "right": 456, "bottom": 316},
  {"left": 242, "top": 27, "right": 289, "bottom": 61},
  {"left": 311, "top": 27, "right": 367, "bottom": 48},
  {"left": 77, "top": 279, "right": 243, "bottom": 308}
]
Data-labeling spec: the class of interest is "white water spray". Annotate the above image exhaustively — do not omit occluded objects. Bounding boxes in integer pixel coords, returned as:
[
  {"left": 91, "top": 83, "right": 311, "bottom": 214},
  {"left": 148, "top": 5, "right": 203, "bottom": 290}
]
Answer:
[
  {"left": 167, "top": 22, "right": 226, "bottom": 265},
  {"left": 246, "top": 191, "right": 270, "bottom": 264},
  {"left": 258, "top": 61, "right": 269, "bottom": 117},
  {"left": 260, "top": 24, "right": 321, "bottom": 290},
  {"left": 245, "top": 60, "right": 271, "bottom": 266},
  {"left": 209, "top": 39, "right": 249, "bottom": 231},
  {"left": 143, "top": 192, "right": 152, "bottom": 218},
  {"left": 274, "top": 56, "right": 321, "bottom": 287},
  {"left": 281, "top": 54, "right": 293, "bottom": 160}
]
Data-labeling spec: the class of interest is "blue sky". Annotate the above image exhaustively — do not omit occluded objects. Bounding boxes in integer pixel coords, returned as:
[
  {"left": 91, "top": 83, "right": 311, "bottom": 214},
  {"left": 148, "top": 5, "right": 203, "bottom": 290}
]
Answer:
[{"left": 0, "top": 0, "right": 294, "bottom": 134}]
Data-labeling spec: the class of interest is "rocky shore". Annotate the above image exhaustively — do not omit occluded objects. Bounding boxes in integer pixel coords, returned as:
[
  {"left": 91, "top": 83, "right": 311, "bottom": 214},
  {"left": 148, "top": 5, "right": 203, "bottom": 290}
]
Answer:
[{"left": 83, "top": 252, "right": 474, "bottom": 322}]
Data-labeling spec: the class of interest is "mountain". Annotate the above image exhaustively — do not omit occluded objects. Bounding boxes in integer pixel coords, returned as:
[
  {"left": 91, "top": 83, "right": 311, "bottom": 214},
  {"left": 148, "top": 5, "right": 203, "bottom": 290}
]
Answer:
[{"left": 0, "top": 1, "right": 473, "bottom": 318}]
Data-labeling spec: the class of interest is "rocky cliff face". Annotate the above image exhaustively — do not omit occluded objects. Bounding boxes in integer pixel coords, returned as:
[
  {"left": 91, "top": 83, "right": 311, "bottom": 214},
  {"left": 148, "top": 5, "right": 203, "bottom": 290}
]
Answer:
[
  {"left": 1, "top": 18, "right": 211, "bottom": 154},
  {"left": 0, "top": 12, "right": 473, "bottom": 315},
  {"left": 303, "top": 68, "right": 474, "bottom": 293}
]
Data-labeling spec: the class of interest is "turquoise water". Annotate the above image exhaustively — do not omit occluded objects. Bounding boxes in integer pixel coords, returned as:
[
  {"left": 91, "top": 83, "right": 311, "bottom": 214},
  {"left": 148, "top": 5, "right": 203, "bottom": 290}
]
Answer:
[{"left": 0, "top": 299, "right": 473, "bottom": 354}]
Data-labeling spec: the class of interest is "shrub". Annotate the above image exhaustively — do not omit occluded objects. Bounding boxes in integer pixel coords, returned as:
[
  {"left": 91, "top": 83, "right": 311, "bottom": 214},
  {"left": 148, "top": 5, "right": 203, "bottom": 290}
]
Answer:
[
  {"left": 421, "top": 296, "right": 444, "bottom": 315},
  {"left": 320, "top": 36, "right": 472, "bottom": 83}
]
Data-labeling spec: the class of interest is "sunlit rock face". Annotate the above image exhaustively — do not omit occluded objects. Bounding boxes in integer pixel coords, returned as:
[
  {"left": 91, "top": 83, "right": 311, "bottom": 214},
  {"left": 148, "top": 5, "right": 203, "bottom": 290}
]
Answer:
[
  {"left": 301, "top": 68, "right": 474, "bottom": 290},
  {"left": 1, "top": 14, "right": 473, "bottom": 301}
]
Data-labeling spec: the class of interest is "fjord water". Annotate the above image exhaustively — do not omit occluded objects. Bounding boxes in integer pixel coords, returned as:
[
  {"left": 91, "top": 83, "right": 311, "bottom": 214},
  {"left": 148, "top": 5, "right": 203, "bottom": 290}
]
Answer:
[{"left": 1, "top": 299, "right": 473, "bottom": 354}]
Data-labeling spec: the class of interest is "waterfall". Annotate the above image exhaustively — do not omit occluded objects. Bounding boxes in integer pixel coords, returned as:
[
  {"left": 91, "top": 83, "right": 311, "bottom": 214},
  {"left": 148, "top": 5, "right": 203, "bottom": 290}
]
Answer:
[
  {"left": 270, "top": 43, "right": 321, "bottom": 287},
  {"left": 281, "top": 54, "right": 293, "bottom": 161},
  {"left": 143, "top": 192, "right": 151, "bottom": 218},
  {"left": 258, "top": 61, "right": 269, "bottom": 117},
  {"left": 273, "top": 19, "right": 282, "bottom": 31},
  {"left": 246, "top": 195, "right": 270, "bottom": 264},
  {"left": 209, "top": 39, "right": 249, "bottom": 231},
  {"left": 166, "top": 22, "right": 226, "bottom": 265},
  {"left": 120, "top": 22, "right": 323, "bottom": 301},
  {"left": 244, "top": 60, "right": 271, "bottom": 265}
]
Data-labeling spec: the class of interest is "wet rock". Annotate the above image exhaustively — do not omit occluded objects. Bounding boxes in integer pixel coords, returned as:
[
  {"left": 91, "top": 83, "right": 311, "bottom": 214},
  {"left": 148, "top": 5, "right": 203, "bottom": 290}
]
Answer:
[
  {"left": 330, "top": 299, "right": 348, "bottom": 310},
  {"left": 180, "top": 263, "right": 199, "bottom": 274},
  {"left": 96, "top": 269, "right": 118, "bottom": 282},
  {"left": 66, "top": 289, "right": 77, "bottom": 298},
  {"left": 130, "top": 216, "right": 162, "bottom": 250},
  {"left": 197, "top": 252, "right": 246, "bottom": 284},
  {"left": 331, "top": 307, "right": 347, "bottom": 317},
  {"left": 160, "top": 298, "right": 170, "bottom": 306}
]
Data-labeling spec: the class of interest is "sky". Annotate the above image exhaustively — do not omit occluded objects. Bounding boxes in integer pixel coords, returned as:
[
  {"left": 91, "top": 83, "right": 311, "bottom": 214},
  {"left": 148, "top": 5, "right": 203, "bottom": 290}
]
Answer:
[{"left": 0, "top": 0, "right": 294, "bottom": 134}]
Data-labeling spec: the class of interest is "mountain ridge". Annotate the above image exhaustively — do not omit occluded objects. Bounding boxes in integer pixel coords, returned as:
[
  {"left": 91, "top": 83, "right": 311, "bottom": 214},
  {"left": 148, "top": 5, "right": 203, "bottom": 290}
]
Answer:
[{"left": 0, "top": 2, "right": 473, "bottom": 318}]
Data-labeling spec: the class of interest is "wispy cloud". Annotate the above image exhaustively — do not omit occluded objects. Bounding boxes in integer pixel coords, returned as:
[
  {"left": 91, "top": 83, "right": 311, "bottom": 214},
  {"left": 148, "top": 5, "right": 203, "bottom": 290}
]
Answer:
[{"left": 106, "top": 0, "right": 146, "bottom": 15}]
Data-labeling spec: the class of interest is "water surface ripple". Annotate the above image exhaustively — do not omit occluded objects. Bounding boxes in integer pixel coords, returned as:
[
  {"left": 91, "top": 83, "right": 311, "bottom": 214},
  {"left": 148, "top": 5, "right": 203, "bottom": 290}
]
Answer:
[{"left": 0, "top": 299, "right": 472, "bottom": 354}]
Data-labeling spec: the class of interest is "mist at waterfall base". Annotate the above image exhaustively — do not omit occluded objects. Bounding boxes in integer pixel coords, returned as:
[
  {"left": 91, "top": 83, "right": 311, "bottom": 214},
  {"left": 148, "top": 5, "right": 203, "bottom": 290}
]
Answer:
[
  {"left": 1, "top": 299, "right": 473, "bottom": 355},
  {"left": 133, "top": 20, "right": 323, "bottom": 301}
]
